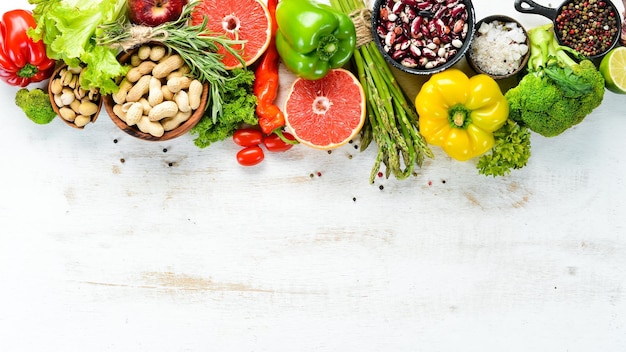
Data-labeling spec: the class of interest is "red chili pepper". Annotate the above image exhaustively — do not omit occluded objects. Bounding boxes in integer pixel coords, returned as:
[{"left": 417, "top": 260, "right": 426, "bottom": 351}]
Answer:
[
  {"left": 0, "top": 10, "right": 55, "bottom": 87},
  {"left": 253, "top": 0, "right": 285, "bottom": 135}
]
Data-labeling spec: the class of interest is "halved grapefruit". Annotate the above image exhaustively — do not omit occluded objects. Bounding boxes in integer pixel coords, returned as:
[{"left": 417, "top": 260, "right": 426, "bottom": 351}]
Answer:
[
  {"left": 191, "top": 0, "right": 271, "bottom": 69},
  {"left": 284, "top": 68, "right": 366, "bottom": 150}
]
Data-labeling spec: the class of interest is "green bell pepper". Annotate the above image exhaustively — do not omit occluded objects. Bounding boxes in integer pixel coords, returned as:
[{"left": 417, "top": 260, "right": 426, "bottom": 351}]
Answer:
[{"left": 275, "top": 0, "right": 356, "bottom": 80}]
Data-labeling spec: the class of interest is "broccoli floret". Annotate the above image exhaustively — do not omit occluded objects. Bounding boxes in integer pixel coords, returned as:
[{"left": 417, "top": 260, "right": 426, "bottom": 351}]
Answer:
[
  {"left": 506, "top": 23, "right": 605, "bottom": 137},
  {"left": 15, "top": 88, "right": 57, "bottom": 125}
]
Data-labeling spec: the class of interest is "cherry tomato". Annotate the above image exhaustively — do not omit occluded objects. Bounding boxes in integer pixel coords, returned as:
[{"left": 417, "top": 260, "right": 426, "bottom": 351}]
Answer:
[
  {"left": 233, "top": 128, "right": 264, "bottom": 147},
  {"left": 236, "top": 146, "right": 264, "bottom": 166},
  {"left": 263, "top": 132, "right": 296, "bottom": 152}
]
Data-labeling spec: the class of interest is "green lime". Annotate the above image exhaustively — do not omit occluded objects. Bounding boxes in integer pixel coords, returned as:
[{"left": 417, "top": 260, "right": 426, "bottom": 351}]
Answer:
[{"left": 599, "top": 46, "right": 626, "bottom": 95}]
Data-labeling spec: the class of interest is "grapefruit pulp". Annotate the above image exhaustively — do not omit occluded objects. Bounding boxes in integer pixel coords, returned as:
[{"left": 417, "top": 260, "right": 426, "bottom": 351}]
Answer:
[
  {"left": 191, "top": 0, "right": 271, "bottom": 69},
  {"left": 284, "top": 68, "right": 366, "bottom": 150}
]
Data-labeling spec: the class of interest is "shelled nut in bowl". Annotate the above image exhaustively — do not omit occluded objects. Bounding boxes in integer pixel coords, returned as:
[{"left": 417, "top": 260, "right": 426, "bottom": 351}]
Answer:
[
  {"left": 466, "top": 15, "right": 530, "bottom": 79},
  {"left": 371, "top": 0, "right": 476, "bottom": 75},
  {"left": 103, "top": 43, "right": 209, "bottom": 141},
  {"left": 48, "top": 64, "right": 102, "bottom": 129}
]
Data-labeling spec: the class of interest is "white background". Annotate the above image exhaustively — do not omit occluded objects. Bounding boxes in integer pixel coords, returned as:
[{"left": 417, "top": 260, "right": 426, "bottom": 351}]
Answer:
[{"left": 1, "top": 0, "right": 626, "bottom": 351}]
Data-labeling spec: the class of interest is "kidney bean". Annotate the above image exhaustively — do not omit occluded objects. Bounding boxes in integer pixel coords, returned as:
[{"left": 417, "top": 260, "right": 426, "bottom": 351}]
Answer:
[{"left": 375, "top": 0, "right": 470, "bottom": 70}]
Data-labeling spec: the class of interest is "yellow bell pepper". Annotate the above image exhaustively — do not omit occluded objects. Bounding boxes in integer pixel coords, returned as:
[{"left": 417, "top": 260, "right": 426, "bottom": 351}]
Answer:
[{"left": 415, "top": 69, "right": 509, "bottom": 161}]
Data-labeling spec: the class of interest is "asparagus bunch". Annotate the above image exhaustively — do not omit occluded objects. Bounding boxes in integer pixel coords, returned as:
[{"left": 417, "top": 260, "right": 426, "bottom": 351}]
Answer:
[{"left": 330, "top": 0, "right": 433, "bottom": 184}]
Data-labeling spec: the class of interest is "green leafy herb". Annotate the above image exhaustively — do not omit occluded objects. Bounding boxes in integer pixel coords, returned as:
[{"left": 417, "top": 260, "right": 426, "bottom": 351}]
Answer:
[
  {"left": 190, "top": 69, "right": 257, "bottom": 148},
  {"left": 477, "top": 119, "right": 531, "bottom": 177}
]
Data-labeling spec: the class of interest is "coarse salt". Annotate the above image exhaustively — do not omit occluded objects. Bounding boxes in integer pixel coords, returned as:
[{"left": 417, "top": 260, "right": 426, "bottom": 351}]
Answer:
[{"left": 468, "top": 20, "right": 529, "bottom": 76}]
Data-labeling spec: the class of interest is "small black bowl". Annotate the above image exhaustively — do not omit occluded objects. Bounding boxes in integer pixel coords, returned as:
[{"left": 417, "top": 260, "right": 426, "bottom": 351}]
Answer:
[
  {"left": 371, "top": 0, "right": 476, "bottom": 75},
  {"left": 466, "top": 15, "right": 531, "bottom": 79}
]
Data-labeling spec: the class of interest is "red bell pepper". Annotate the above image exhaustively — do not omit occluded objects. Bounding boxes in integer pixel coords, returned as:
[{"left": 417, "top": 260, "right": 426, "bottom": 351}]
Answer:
[{"left": 0, "top": 9, "right": 55, "bottom": 87}]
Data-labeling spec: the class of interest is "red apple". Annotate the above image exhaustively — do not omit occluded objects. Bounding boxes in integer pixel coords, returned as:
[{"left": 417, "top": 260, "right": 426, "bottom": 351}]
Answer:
[{"left": 127, "top": 0, "right": 188, "bottom": 27}]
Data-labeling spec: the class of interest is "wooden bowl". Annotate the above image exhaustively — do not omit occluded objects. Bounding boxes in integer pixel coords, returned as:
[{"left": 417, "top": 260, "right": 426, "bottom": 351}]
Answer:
[
  {"left": 48, "top": 64, "right": 102, "bottom": 129},
  {"left": 103, "top": 45, "right": 208, "bottom": 141},
  {"left": 466, "top": 15, "right": 530, "bottom": 79}
]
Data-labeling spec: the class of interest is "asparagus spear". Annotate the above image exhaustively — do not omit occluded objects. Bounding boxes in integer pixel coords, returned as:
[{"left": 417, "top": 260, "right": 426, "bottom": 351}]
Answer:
[{"left": 330, "top": 0, "right": 433, "bottom": 184}]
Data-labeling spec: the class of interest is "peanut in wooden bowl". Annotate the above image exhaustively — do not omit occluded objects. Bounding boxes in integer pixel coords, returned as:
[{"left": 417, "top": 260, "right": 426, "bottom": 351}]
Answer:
[
  {"left": 48, "top": 64, "right": 102, "bottom": 129},
  {"left": 103, "top": 45, "right": 209, "bottom": 141}
]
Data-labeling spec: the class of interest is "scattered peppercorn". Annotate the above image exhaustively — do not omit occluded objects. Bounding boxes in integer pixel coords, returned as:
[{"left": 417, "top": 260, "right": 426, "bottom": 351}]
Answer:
[
  {"left": 379, "top": 184, "right": 384, "bottom": 190},
  {"left": 120, "top": 158, "right": 125, "bottom": 163},
  {"left": 113, "top": 139, "right": 118, "bottom": 144},
  {"left": 163, "top": 148, "right": 168, "bottom": 153}
]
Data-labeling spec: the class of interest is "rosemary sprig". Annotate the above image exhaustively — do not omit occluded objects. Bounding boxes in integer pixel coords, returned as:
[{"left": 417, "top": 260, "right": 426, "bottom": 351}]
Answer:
[{"left": 97, "top": 0, "right": 246, "bottom": 122}]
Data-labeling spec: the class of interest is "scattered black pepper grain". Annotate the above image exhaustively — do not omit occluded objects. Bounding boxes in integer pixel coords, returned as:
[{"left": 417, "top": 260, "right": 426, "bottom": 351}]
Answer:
[
  {"left": 327, "top": 150, "right": 332, "bottom": 154},
  {"left": 353, "top": 145, "right": 358, "bottom": 149},
  {"left": 310, "top": 173, "right": 315, "bottom": 178},
  {"left": 168, "top": 162, "right": 173, "bottom": 167},
  {"left": 347, "top": 154, "right": 353, "bottom": 159},
  {"left": 113, "top": 139, "right": 118, "bottom": 144},
  {"left": 442, "top": 180, "right": 447, "bottom": 184},
  {"left": 163, "top": 148, "right": 168, "bottom": 153},
  {"left": 120, "top": 158, "right": 125, "bottom": 163},
  {"left": 379, "top": 185, "right": 384, "bottom": 190},
  {"left": 352, "top": 197, "right": 357, "bottom": 202},
  {"left": 349, "top": 140, "right": 353, "bottom": 144}
]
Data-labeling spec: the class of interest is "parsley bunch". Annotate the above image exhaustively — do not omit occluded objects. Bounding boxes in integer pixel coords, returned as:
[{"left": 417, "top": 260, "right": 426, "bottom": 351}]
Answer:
[
  {"left": 477, "top": 119, "right": 531, "bottom": 177},
  {"left": 190, "top": 69, "right": 257, "bottom": 148}
]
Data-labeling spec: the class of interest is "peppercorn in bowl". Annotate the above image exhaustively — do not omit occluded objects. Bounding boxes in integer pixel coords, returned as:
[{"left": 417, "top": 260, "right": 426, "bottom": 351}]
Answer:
[
  {"left": 514, "top": 0, "right": 621, "bottom": 59},
  {"left": 371, "top": 0, "right": 476, "bottom": 75},
  {"left": 103, "top": 43, "right": 209, "bottom": 141}
]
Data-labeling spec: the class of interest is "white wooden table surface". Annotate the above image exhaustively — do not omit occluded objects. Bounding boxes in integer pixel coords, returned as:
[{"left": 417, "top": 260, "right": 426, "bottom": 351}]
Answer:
[{"left": 2, "top": 0, "right": 626, "bottom": 351}]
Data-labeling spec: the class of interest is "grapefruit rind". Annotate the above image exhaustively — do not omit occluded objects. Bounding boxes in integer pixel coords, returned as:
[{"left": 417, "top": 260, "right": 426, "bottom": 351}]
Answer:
[
  {"left": 191, "top": 0, "right": 272, "bottom": 70},
  {"left": 284, "top": 68, "right": 366, "bottom": 150}
]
